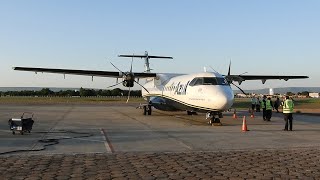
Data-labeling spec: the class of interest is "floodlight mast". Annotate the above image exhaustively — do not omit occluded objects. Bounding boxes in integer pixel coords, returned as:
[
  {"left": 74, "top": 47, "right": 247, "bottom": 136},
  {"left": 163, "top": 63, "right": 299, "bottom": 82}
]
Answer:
[{"left": 118, "top": 51, "right": 173, "bottom": 72}]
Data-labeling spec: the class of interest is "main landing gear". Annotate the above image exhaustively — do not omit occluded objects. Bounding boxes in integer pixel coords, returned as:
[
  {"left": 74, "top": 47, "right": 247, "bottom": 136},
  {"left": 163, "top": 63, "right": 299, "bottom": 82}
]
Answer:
[
  {"left": 206, "top": 112, "right": 223, "bottom": 126},
  {"left": 142, "top": 105, "right": 152, "bottom": 115}
]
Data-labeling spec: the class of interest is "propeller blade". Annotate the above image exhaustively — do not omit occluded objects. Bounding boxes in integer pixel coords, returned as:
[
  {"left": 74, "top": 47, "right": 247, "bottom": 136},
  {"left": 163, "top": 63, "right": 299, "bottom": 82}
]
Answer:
[
  {"left": 231, "top": 82, "right": 246, "bottom": 95},
  {"left": 126, "top": 87, "right": 131, "bottom": 103},
  {"left": 134, "top": 80, "right": 150, "bottom": 93},
  {"left": 130, "top": 54, "right": 134, "bottom": 73},
  {"left": 110, "top": 62, "right": 124, "bottom": 74},
  {"left": 106, "top": 81, "right": 123, "bottom": 89},
  {"left": 209, "top": 66, "right": 219, "bottom": 73},
  {"left": 228, "top": 61, "right": 231, "bottom": 76}
]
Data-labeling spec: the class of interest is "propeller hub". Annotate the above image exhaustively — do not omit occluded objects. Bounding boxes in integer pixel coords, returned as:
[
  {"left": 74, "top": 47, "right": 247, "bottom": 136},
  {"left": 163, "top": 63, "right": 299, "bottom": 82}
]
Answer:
[{"left": 122, "top": 73, "right": 135, "bottom": 87}]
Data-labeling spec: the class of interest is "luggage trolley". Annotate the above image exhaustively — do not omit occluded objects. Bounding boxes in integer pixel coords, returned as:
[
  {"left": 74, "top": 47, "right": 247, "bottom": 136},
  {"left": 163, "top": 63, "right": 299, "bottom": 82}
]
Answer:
[{"left": 8, "top": 112, "right": 34, "bottom": 135}]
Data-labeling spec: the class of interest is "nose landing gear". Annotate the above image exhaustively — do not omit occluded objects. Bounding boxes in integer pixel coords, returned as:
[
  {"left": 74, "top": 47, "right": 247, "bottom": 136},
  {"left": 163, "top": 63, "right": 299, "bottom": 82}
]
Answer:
[{"left": 206, "top": 111, "right": 223, "bottom": 126}]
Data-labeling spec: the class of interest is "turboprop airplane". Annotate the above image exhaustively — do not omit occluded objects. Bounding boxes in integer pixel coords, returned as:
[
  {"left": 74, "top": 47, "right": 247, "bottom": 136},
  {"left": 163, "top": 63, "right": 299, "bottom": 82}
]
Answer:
[{"left": 13, "top": 51, "right": 308, "bottom": 125}]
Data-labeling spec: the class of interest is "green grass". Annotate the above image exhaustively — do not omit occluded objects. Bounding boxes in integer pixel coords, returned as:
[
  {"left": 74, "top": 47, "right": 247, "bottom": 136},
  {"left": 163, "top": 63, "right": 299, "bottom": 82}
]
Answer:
[{"left": 0, "top": 96, "right": 145, "bottom": 104}]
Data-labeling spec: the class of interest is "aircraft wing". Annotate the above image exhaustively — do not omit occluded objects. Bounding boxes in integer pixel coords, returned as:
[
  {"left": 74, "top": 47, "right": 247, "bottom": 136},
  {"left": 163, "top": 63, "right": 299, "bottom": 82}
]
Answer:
[
  {"left": 226, "top": 74, "right": 309, "bottom": 84},
  {"left": 13, "top": 67, "right": 157, "bottom": 78}
]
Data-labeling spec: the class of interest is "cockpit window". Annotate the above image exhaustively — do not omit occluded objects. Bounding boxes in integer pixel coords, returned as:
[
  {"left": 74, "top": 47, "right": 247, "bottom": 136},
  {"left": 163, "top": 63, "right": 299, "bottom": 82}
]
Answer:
[
  {"left": 194, "top": 78, "right": 203, "bottom": 86},
  {"left": 203, "top": 77, "right": 218, "bottom": 85},
  {"left": 189, "top": 77, "right": 229, "bottom": 86},
  {"left": 217, "top": 77, "right": 229, "bottom": 85}
]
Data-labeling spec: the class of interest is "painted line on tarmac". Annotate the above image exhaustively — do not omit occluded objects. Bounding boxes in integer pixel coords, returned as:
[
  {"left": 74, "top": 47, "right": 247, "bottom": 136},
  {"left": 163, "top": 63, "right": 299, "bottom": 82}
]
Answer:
[
  {"left": 100, "top": 128, "right": 114, "bottom": 153},
  {"left": 0, "top": 130, "right": 10, "bottom": 133}
]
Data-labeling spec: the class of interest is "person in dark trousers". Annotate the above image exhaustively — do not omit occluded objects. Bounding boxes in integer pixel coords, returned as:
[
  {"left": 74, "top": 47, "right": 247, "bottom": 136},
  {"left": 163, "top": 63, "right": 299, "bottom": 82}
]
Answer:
[
  {"left": 274, "top": 97, "right": 280, "bottom": 113},
  {"left": 251, "top": 96, "right": 257, "bottom": 112},
  {"left": 261, "top": 95, "right": 267, "bottom": 120},
  {"left": 256, "top": 97, "right": 261, "bottom": 112},
  {"left": 265, "top": 97, "right": 273, "bottom": 121},
  {"left": 282, "top": 96, "right": 294, "bottom": 131}
]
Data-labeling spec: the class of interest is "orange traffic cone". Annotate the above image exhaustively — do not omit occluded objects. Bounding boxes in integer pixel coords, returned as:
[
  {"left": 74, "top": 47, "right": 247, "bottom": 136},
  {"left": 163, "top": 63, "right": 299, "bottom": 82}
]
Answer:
[
  {"left": 250, "top": 111, "right": 255, "bottom": 118},
  {"left": 233, "top": 109, "right": 237, "bottom": 119},
  {"left": 242, "top": 116, "right": 249, "bottom": 132}
]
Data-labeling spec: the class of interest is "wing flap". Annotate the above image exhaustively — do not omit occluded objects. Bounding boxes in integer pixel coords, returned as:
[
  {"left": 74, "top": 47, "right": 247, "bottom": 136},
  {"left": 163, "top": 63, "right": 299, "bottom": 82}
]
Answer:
[
  {"left": 226, "top": 74, "right": 309, "bottom": 84},
  {"left": 238, "top": 75, "right": 308, "bottom": 80}
]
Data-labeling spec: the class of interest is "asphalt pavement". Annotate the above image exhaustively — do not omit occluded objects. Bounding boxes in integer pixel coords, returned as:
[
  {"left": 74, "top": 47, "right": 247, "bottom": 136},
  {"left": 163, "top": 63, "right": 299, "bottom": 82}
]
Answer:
[{"left": 1, "top": 104, "right": 320, "bottom": 179}]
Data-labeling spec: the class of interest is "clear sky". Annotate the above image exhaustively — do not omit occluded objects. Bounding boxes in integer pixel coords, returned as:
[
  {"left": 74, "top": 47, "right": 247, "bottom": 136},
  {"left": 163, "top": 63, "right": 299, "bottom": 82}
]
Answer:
[{"left": 0, "top": 0, "right": 319, "bottom": 90}]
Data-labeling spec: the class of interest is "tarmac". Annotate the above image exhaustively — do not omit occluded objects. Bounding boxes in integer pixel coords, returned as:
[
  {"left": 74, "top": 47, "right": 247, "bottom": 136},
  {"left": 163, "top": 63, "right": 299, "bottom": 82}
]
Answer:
[{"left": 1, "top": 103, "right": 320, "bottom": 179}]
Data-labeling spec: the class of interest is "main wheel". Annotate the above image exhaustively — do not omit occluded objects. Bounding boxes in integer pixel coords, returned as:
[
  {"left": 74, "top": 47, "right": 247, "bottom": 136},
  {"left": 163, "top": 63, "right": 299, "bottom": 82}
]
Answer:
[
  {"left": 147, "top": 105, "right": 152, "bottom": 115},
  {"left": 143, "top": 106, "right": 147, "bottom": 115},
  {"left": 12, "top": 131, "right": 15, "bottom": 135},
  {"left": 214, "top": 118, "right": 221, "bottom": 123}
]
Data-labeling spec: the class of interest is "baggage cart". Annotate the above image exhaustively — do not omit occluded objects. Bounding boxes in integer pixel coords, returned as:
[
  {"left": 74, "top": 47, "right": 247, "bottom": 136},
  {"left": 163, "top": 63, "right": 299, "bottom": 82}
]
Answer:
[{"left": 8, "top": 112, "right": 34, "bottom": 135}]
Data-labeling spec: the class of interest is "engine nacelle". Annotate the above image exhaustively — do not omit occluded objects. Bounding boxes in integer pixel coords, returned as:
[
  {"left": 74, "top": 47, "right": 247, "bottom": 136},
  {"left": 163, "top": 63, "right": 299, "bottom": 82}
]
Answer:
[
  {"left": 122, "top": 80, "right": 134, "bottom": 87},
  {"left": 122, "top": 73, "right": 135, "bottom": 87}
]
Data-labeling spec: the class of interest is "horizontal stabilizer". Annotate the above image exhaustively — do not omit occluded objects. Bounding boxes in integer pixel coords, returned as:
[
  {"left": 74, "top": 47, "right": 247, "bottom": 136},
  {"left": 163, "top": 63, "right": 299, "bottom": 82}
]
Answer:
[{"left": 118, "top": 55, "right": 173, "bottom": 59}]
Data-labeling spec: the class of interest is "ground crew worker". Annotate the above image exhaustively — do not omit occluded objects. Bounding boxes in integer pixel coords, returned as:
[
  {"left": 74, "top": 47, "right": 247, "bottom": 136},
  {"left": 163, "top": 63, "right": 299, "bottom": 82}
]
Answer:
[
  {"left": 274, "top": 97, "right": 280, "bottom": 113},
  {"left": 251, "top": 96, "right": 257, "bottom": 111},
  {"left": 282, "top": 96, "right": 294, "bottom": 131},
  {"left": 261, "top": 95, "right": 267, "bottom": 120},
  {"left": 256, "top": 97, "right": 261, "bottom": 112},
  {"left": 265, "top": 97, "right": 273, "bottom": 121}
]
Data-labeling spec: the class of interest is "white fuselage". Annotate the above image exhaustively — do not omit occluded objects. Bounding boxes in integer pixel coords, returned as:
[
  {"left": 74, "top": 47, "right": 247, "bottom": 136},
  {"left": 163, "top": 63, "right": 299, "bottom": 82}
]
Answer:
[{"left": 142, "top": 72, "right": 234, "bottom": 112}]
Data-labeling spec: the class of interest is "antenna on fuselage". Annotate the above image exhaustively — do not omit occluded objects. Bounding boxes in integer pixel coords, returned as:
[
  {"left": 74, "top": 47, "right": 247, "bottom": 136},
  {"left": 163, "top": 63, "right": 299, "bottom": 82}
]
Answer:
[{"left": 118, "top": 51, "right": 173, "bottom": 72}]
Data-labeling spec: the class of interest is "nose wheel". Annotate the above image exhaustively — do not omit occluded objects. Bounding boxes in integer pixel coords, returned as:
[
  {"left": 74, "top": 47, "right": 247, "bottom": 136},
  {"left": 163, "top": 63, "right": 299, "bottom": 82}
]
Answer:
[
  {"left": 206, "top": 112, "right": 222, "bottom": 126},
  {"left": 209, "top": 118, "right": 221, "bottom": 125}
]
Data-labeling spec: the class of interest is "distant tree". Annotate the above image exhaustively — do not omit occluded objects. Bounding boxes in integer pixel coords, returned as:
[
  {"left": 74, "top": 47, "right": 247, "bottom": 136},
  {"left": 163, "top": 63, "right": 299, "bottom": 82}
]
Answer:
[
  {"left": 1, "top": 87, "right": 139, "bottom": 97},
  {"left": 103, "top": 90, "right": 112, "bottom": 96},
  {"left": 79, "top": 87, "right": 97, "bottom": 96},
  {"left": 111, "top": 88, "right": 122, "bottom": 96},
  {"left": 286, "top": 91, "right": 295, "bottom": 96},
  {"left": 38, "top": 88, "right": 54, "bottom": 96},
  {"left": 301, "top": 91, "right": 309, "bottom": 96},
  {"left": 57, "top": 90, "right": 79, "bottom": 96},
  {"left": 131, "top": 90, "right": 142, "bottom": 96},
  {"left": 79, "top": 87, "right": 85, "bottom": 96},
  {"left": 97, "top": 89, "right": 111, "bottom": 96}
]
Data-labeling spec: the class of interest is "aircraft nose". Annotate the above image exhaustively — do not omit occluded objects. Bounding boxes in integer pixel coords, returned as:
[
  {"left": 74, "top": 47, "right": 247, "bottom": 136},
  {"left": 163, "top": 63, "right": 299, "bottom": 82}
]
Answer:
[{"left": 216, "top": 88, "right": 234, "bottom": 110}]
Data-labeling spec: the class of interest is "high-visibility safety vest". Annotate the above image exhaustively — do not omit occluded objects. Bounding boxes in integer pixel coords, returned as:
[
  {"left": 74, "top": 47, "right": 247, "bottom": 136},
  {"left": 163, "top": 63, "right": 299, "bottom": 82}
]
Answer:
[
  {"left": 266, "top": 100, "right": 272, "bottom": 110},
  {"left": 283, "top": 99, "right": 294, "bottom": 113},
  {"left": 260, "top": 100, "right": 266, "bottom": 109}
]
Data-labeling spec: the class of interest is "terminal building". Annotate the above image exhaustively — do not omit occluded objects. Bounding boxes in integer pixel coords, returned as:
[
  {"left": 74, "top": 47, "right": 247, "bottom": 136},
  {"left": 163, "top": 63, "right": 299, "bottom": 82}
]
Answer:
[{"left": 309, "top": 92, "right": 320, "bottom": 98}]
